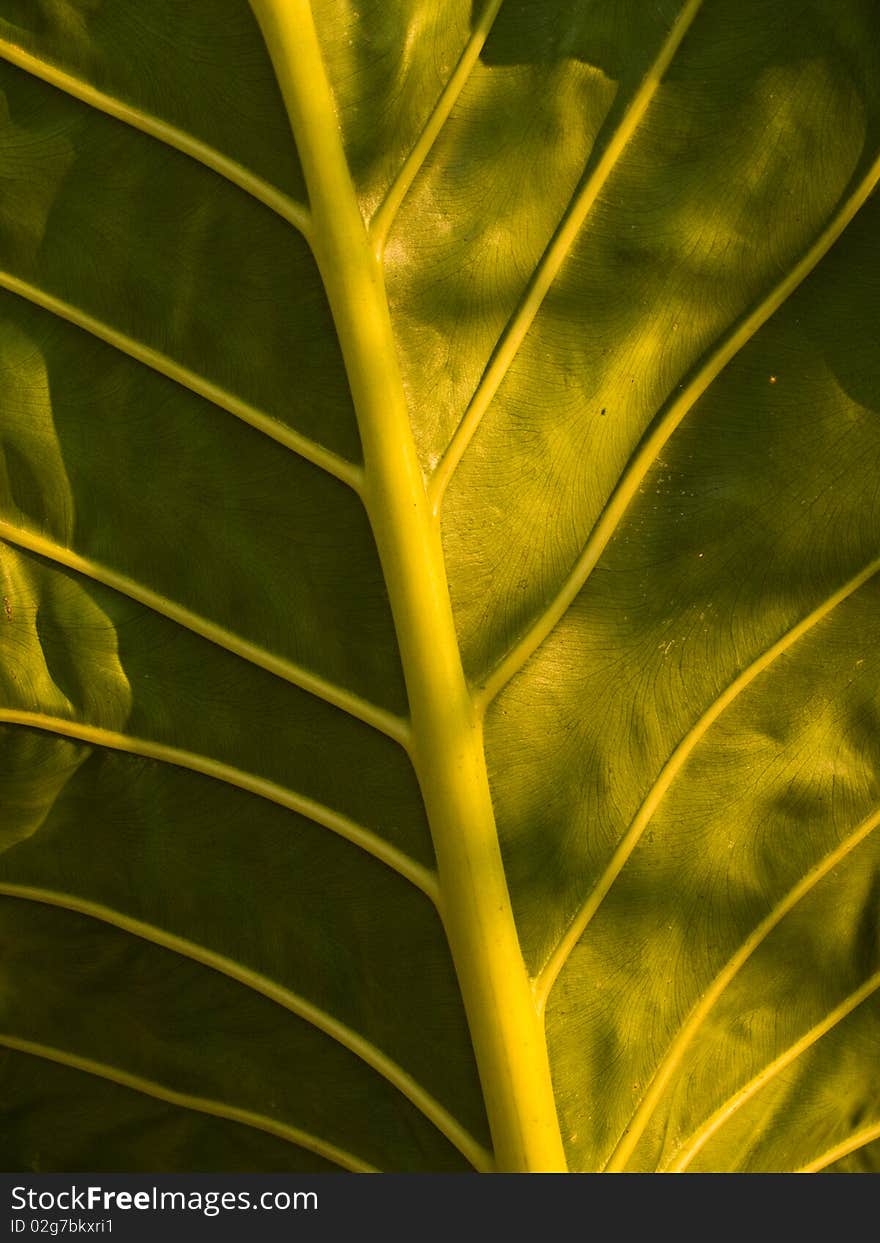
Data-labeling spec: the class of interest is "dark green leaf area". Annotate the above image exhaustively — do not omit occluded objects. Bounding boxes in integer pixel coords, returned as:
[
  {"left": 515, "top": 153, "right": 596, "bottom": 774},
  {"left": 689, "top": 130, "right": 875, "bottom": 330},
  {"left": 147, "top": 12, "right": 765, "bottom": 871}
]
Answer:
[
  {"left": 0, "top": 814, "right": 488, "bottom": 1172},
  {"left": 0, "top": 0, "right": 306, "bottom": 198},
  {"left": 0, "top": 65, "right": 357, "bottom": 459}
]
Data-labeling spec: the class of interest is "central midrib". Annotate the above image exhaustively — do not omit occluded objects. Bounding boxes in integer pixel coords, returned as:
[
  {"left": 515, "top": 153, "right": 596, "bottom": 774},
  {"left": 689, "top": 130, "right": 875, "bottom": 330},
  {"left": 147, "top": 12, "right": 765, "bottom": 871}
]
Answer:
[{"left": 247, "top": 0, "right": 566, "bottom": 1173}]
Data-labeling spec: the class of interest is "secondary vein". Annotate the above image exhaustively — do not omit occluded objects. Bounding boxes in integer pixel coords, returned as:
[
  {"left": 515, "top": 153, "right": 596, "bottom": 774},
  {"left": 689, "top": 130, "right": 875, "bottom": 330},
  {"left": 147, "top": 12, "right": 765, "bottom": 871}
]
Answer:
[
  {"left": 428, "top": 0, "right": 705, "bottom": 514},
  {"left": 797, "top": 1120, "right": 880, "bottom": 1173},
  {"left": 370, "top": 0, "right": 506, "bottom": 255},
  {"left": 535, "top": 553, "right": 880, "bottom": 1007},
  {"left": 603, "top": 804, "right": 880, "bottom": 1172},
  {"left": 0, "top": 884, "right": 489, "bottom": 1171},
  {"left": 663, "top": 969, "right": 880, "bottom": 1172},
  {"left": 0, "top": 709, "right": 436, "bottom": 901},
  {"left": 0, "top": 36, "right": 312, "bottom": 239},
  {"left": 478, "top": 149, "right": 880, "bottom": 707},
  {"left": 0, "top": 1033, "right": 374, "bottom": 1172},
  {"left": 0, "top": 521, "right": 409, "bottom": 749},
  {"left": 0, "top": 271, "right": 363, "bottom": 493}
]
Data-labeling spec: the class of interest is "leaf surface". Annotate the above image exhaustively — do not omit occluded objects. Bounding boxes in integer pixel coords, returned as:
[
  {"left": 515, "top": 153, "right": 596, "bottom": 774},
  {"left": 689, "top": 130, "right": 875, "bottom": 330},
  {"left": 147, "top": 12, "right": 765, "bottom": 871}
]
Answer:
[{"left": 0, "top": 0, "right": 878, "bottom": 1173}]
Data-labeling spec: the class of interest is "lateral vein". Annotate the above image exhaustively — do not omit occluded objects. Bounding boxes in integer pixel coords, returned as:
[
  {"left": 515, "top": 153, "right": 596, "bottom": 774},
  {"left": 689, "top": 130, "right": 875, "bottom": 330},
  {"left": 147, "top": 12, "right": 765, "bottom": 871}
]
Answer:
[
  {"left": 797, "top": 1120, "right": 880, "bottom": 1173},
  {"left": 478, "top": 150, "right": 880, "bottom": 706},
  {"left": 0, "top": 1033, "right": 374, "bottom": 1171},
  {"left": 0, "top": 709, "right": 437, "bottom": 901},
  {"left": 429, "top": 0, "right": 705, "bottom": 513},
  {"left": 0, "top": 37, "right": 312, "bottom": 239},
  {"left": 603, "top": 805, "right": 880, "bottom": 1171},
  {"left": 0, "top": 522, "right": 409, "bottom": 749},
  {"left": 0, "top": 884, "right": 489, "bottom": 1171},
  {"left": 0, "top": 271, "right": 363, "bottom": 493},
  {"left": 370, "top": 0, "right": 506, "bottom": 254},
  {"left": 535, "top": 553, "right": 880, "bottom": 1007},
  {"left": 664, "top": 969, "right": 880, "bottom": 1172}
]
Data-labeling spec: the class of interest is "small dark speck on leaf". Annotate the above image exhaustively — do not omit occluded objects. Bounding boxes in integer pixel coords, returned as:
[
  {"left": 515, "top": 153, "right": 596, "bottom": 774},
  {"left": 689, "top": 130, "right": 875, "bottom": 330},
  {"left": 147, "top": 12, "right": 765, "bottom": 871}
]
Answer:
[{"left": 600, "top": 407, "right": 606, "bottom": 416}]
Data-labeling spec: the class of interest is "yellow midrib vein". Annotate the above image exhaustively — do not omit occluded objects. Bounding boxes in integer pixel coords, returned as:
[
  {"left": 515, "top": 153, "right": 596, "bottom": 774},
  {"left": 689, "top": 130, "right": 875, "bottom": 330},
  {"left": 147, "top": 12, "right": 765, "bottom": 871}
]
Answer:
[
  {"left": 428, "top": 0, "right": 706, "bottom": 514},
  {"left": 0, "top": 1033, "right": 375, "bottom": 1172},
  {"left": 0, "top": 36, "right": 312, "bottom": 239},
  {"left": 535, "top": 553, "right": 880, "bottom": 1008},
  {"left": 370, "top": 0, "right": 506, "bottom": 255},
  {"left": 248, "top": 0, "right": 568, "bottom": 1170},
  {"left": 0, "top": 709, "right": 436, "bottom": 901},
  {"left": 603, "top": 803, "right": 880, "bottom": 1172},
  {"left": 663, "top": 969, "right": 880, "bottom": 1172},
  {"left": 0, "top": 520, "right": 409, "bottom": 749},
  {"left": 0, "top": 883, "right": 491, "bottom": 1171},
  {"left": 0, "top": 271, "right": 362, "bottom": 492},
  {"left": 478, "top": 149, "right": 880, "bottom": 708}
]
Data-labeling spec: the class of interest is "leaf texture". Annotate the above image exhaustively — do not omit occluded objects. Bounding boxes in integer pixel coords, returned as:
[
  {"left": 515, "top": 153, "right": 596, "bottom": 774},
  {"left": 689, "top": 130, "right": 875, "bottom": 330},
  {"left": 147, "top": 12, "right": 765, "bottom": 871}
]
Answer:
[{"left": 0, "top": 0, "right": 878, "bottom": 1173}]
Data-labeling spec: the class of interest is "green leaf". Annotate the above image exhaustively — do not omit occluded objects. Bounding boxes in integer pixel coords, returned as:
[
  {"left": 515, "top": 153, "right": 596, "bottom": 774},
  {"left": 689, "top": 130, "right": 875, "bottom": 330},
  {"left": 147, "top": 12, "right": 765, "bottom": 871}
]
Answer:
[{"left": 1, "top": 0, "right": 878, "bottom": 1173}]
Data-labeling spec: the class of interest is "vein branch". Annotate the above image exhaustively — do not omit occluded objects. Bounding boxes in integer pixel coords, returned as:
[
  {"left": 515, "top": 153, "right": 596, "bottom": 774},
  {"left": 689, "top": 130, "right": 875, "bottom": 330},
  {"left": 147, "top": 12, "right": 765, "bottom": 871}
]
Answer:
[
  {"left": 428, "top": 0, "right": 705, "bottom": 515},
  {"left": 603, "top": 805, "right": 880, "bottom": 1172},
  {"left": 0, "top": 1032, "right": 374, "bottom": 1171},
  {"left": 370, "top": 0, "right": 506, "bottom": 255},
  {"left": 797, "top": 1120, "right": 880, "bottom": 1173},
  {"left": 478, "top": 150, "right": 880, "bottom": 706},
  {"left": 0, "top": 271, "right": 362, "bottom": 493},
  {"left": 0, "top": 883, "right": 489, "bottom": 1170},
  {"left": 0, "top": 521, "right": 409, "bottom": 749},
  {"left": 535, "top": 553, "right": 880, "bottom": 1007},
  {"left": 0, "top": 709, "right": 437, "bottom": 901},
  {"left": 0, "top": 37, "right": 312, "bottom": 239},
  {"left": 663, "top": 969, "right": 880, "bottom": 1172}
]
